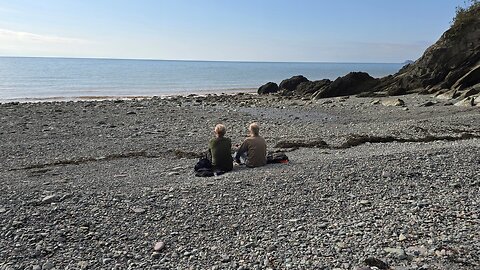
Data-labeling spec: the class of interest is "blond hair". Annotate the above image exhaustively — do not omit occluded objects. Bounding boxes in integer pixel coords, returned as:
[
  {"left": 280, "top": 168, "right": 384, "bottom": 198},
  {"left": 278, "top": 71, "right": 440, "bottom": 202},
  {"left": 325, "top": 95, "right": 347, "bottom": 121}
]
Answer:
[
  {"left": 215, "top": 124, "right": 226, "bottom": 137},
  {"left": 249, "top": 122, "right": 260, "bottom": 136}
]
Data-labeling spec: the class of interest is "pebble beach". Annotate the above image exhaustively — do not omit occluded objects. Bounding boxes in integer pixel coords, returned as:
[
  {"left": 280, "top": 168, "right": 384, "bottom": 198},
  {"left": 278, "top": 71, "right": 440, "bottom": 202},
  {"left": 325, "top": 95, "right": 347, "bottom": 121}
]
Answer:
[{"left": 1, "top": 93, "right": 479, "bottom": 270}]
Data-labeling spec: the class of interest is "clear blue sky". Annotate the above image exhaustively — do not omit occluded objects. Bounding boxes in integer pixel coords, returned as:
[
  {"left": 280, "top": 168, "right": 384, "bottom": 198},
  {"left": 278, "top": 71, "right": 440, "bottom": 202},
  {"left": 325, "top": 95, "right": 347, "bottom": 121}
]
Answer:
[{"left": 0, "top": 0, "right": 467, "bottom": 62}]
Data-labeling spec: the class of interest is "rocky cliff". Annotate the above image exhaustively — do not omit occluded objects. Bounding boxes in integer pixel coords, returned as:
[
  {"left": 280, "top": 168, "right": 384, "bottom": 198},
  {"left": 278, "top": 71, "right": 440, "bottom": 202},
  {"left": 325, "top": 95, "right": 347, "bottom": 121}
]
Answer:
[{"left": 258, "top": 3, "right": 480, "bottom": 105}]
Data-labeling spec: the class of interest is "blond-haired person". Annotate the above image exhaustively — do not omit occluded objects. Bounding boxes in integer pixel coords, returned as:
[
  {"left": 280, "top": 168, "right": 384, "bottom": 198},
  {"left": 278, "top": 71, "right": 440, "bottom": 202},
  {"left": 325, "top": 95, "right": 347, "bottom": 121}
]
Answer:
[
  {"left": 235, "top": 123, "right": 267, "bottom": 167},
  {"left": 208, "top": 124, "right": 233, "bottom": 172}
]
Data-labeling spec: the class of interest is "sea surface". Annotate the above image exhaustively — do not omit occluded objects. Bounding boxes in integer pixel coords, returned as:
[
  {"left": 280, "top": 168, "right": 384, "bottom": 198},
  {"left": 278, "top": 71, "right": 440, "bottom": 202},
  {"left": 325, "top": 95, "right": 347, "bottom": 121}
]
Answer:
[{"left": 0, "top": 57, "right": 404, "bottom": 102}]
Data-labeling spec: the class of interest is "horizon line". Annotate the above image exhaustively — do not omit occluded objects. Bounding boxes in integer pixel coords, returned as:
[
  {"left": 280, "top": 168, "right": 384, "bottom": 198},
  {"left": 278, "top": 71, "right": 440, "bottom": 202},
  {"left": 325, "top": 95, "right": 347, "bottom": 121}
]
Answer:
[{"left": 0, "top": 55, "right": 411, "bottom": 65}]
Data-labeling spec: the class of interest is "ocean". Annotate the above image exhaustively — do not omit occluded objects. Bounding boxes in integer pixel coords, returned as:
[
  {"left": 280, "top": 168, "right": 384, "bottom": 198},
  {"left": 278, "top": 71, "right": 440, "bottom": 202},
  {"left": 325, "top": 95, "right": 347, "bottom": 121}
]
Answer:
[{"left": 0, "top": 57, "right": 404, "bottom": 102}]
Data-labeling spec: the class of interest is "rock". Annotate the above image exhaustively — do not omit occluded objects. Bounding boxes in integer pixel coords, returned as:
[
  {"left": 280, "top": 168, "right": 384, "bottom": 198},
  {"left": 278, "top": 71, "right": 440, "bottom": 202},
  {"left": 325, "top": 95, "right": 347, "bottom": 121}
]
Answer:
[
  {"left": 381, "top": 98, "right": 405, "bottom": 107},
  {"left": 279, "top": 75, "right": 309, "bottom": 92},
  {"left": 43, "top": 261, "right": 54, "bottom": 270},
  {"left": 371, "top": 99, "right": 380, "bottom": 105},
  {"left": 359, "top": 200, "right": 371, "bottom": 206},
  {"left": 384, "top": 247, "right": 408, "bottom": 260},
  {"left": 296, "top": 79, "right": 331, "bottom": 95},
  {"left": 454, "top": 96, "right": 476, "bottom": 106},
  {"left": 387, "top": 87, "right": 407, "bottom": 96},
  {"left": 132, "top": 207, "right": 146, "bottom": 213},
  {"left": 154, "top": 241, "right": 165, "bottom": 252},
  {"left": 0, "top": 207, "right": 6, "bottom": 213},
  {"left": 372, "top": 4, "right": 480, "bottom": 99},
  {"left": 452, "top": 64, "right": 480, "bottom": 90},
  {"left": 314, "top": 72, "right": 378, "bottom": 99},
  {"left": 151, "top": 252, "right": 161, "bottom": 259},
  {"left": 420, "top": 101, "right": 436, "bottom": 107},
  {"left": 103, "top": 258, "right": 113, "bottom": 264},
  {"left": 41, "top": 195, "right": 59, "bottom": 204},
  {"left": 220, "top": 254, "right": 231, "bottom": 263},
  {"left": 364, "top": 257, "right": 389, "bottom": 270},
  {"left": 258, "top": 82, "right": 279, "bottom": 95},
  {"left": 399, "top": 233, "right": 407, "bottom": 241},
  {"left": 32, "top": 265, "right": 41, "bottom": 270}
]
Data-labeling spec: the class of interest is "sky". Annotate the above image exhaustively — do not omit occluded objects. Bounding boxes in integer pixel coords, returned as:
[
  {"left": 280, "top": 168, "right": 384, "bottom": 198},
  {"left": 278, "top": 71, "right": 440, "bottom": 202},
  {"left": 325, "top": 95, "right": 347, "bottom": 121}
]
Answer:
[{"left": 0, "top": 0, "right": 467, "bottom": 63}]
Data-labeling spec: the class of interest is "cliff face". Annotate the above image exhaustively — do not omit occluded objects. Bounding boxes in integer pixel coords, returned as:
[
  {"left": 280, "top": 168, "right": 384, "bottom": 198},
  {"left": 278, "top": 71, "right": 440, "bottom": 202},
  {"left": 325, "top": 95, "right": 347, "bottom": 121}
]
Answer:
[{"left": 376, "top": 3, "right": 480, "bottom": 98}]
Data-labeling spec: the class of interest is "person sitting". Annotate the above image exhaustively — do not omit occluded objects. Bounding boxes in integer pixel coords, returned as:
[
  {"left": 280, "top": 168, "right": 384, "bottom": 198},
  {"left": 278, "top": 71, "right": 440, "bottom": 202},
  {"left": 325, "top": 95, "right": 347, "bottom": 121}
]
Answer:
[
  {"left": 235, "top": 122, "right": 267, "bottom": 167},
  {"left": 208, "top": 124, "right": 233, "bottom": 172}
]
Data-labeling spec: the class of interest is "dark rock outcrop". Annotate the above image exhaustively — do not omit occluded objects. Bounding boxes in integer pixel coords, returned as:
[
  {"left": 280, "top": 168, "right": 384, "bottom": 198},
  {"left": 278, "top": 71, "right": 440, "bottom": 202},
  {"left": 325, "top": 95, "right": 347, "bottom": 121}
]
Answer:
[
  {"left": 313, "top": 72, "right": 378, "bottom": 99},
  {"left": 257, "top": 82, "right": 279, "bottom": 95},
  {"left": 374, "top": 3, "right": 480, "bottom": 98},
  {"left": 279, "top": 75, "right": 309, "bottom": 92},
  {"left": 296, "top": 79, "right": 331, "bottom": 95}
]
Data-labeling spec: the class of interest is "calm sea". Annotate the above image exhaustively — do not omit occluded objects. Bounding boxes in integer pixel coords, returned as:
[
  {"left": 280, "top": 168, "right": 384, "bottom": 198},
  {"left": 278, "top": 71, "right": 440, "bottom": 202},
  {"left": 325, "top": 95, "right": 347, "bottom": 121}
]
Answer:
[{"left": 0, "top": 57, "right": 403, "bottom": 102}]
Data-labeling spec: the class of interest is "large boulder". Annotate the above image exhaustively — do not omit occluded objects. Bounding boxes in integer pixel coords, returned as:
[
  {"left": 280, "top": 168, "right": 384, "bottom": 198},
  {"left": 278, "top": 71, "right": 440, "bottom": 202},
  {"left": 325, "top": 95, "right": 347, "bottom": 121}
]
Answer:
[
  {"left": 279, "top": 75, "right": 309, "bottom": 92},
  {"left": 313, "top": 72, "right": 378, "bottom": 99},
  {"left": 257, "top": 82, "right": 279, "bottom": 95},
  {"left": 296, "top": 79, "right": 331, "bottom": 95}
]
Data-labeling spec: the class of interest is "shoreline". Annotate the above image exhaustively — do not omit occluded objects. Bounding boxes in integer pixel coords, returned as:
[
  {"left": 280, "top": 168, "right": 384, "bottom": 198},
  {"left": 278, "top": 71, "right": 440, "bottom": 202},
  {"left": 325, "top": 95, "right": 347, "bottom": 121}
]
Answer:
[{"left": 0, "top": 88, "right": 257, "bottom": 104}]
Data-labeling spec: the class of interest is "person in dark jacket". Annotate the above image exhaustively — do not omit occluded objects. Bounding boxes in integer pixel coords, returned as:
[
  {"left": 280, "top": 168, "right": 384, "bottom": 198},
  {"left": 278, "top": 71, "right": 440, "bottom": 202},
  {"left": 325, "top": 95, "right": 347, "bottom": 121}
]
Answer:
[{"left": 208, "top": 124, "right": 233, "bottom": 172}]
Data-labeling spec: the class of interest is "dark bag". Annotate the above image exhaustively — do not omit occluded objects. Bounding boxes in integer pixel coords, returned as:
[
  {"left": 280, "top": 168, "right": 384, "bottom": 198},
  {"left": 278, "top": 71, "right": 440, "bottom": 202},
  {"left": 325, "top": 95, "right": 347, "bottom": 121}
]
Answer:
[
  {"left": 194, "top": 158, "right": 212, "bottom": 172},
  {"left": 194, "top": 158, "right": 214, "bottom": 177},
  {"left": 266, "top": 152, "right": 289, "bottom": 164}
]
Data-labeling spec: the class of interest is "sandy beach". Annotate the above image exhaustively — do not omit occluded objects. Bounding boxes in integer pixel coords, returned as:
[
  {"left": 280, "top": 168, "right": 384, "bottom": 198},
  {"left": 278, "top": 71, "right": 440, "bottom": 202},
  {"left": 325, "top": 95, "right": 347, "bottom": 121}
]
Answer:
[{"left": 1, "top": 93, "right": 479, "bottom": 269}]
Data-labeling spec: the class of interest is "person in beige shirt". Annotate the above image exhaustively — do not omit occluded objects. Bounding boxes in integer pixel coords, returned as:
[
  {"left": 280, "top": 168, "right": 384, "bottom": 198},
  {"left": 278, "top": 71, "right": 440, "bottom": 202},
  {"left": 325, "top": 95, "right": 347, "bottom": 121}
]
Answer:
[{"left": 235, "top": 123, "right": 267, "bottom": 167}]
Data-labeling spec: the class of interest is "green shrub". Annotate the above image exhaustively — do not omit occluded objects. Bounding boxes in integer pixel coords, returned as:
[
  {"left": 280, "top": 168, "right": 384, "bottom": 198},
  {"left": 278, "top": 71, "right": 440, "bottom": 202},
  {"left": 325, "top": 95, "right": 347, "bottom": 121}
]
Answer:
[{"left": 452, "top": 0, "right": 480, "bottom": 27}]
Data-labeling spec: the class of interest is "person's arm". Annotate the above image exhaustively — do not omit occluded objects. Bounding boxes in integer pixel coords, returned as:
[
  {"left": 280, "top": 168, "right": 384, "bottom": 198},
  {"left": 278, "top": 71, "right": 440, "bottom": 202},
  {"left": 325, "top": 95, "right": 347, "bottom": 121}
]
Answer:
[{"left": 235, "top": 140, "right": 248, "bottom": 163}]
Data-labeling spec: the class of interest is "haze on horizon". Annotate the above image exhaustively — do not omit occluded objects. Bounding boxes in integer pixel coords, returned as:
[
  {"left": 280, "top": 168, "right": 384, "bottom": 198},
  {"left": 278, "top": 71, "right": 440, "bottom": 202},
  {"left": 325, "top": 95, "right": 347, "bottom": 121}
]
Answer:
[{"left": 0, "top": 0, "right": 466, "bottom": 63}]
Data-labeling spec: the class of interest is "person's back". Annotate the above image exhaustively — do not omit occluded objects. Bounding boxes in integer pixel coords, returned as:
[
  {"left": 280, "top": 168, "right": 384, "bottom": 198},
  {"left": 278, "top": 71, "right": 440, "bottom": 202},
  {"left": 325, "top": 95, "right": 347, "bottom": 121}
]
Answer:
[
  {"left": 235, "top": 123, "right": 267, "bottom": 168},
  {"left": 209, "top": 136, "right": 233, "bottom": 171}
]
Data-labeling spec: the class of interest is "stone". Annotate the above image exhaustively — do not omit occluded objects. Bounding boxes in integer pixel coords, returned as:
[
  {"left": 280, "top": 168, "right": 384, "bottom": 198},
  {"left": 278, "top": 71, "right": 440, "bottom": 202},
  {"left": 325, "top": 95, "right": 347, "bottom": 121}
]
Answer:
[
  {"left": 152, "top": 252, "right": 161, "bottom": 259},
  {"left": 0, "top": 207, "right": 6, "bottom": 213},
  {"left": 297, "top": 79, "right": 331, "bottom": 95},
  {"left": 399, "top": 233, "right": 407, "bottom": 241},
  {"left": 279, "top": 75, "right": 309, "bottom": 92},
  {"left": 132, "top": 207, "right": 146, "bottom": 213},
  {"left": 154, "top": 241, "right": 165, "bottom": 252},
  {"left": 41, "top": 195, "right": 59, "bottom": 204},
  {"left": 103, "top": 258, "right": 113, "bottom": 264},
  {"left": 43, "top": 261, "right": 54, "bottom": 270},
  {"left": 32, "top": 266, "right": 41, "bottom": 270},
  {"left": 381, "top": 98, "right": 405, "bottom": 107},
  {"left": 364, "top": 257, "right": 389, "bottom": 270},
  {"left": 258, "top": 82, "right": 279, "bottom": 95},
  {"left": 220, "top": 254, "right": 231, "bottom": 263},
  {"left": 384, "top": 247, "right": 407, "bottom": 260},
  {"left": 314, "top": 72, "right": 378, "bottom": 99},
  {"left": 359, "top": 200, "right": 371, "bottom": 206}
]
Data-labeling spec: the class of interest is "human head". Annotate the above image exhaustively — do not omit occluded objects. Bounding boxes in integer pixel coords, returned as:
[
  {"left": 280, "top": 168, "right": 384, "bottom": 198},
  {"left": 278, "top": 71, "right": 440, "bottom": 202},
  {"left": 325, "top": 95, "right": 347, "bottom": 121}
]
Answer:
[
  {"left": 248, "top": 122, "right": 260, "bottom": 136},
  {"left": 214, "top": 124, "right": 226, "bottom": 137}
]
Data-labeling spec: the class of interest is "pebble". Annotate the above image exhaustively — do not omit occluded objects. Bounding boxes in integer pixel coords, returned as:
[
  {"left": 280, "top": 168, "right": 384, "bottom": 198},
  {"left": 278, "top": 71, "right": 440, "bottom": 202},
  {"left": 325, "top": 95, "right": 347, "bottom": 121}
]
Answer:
[
  {"left": 0, "top": 207, "right": 6, "bottom": 213},
  {"left": 220, "top": 254, "right": 231, "bottom": 263},
  {"left": 132, "top": 207, "right": 146, "bottom": 213},
  {"left": 154, "top": 241, "right": 165, "bottom": 251},
  {"left": 384, "top": 247, "right": 407, "bottom": 260},
  {"left": 399, "top": 233, "right": 406, "bottom": 241},
  {"left": 359, "top": 200, "right": 371, "bottom": 205},
  {"left": 41, "top": 195, "right": 59, "bottom": 204},
  {"left": 43, "top": 261, "right": 54, "bottom": 270}
]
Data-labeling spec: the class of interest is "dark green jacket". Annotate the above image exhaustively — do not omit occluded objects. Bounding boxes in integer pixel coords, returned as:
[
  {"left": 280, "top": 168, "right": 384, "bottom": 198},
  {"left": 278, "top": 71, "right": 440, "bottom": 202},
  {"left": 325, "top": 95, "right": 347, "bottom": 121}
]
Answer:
[{"left": 209, "top": 137, "right": 233, "bottom": 171}]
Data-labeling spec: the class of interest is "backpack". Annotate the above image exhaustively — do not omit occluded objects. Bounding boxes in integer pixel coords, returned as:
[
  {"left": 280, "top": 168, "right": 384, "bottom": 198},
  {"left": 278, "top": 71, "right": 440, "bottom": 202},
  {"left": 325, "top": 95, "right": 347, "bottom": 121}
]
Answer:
[
  {"left": 266, "top": 152, "right": 289, "bottom": 164},
  {"left": 194, "top": 158, "right": 215, "bottom": 177}
]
